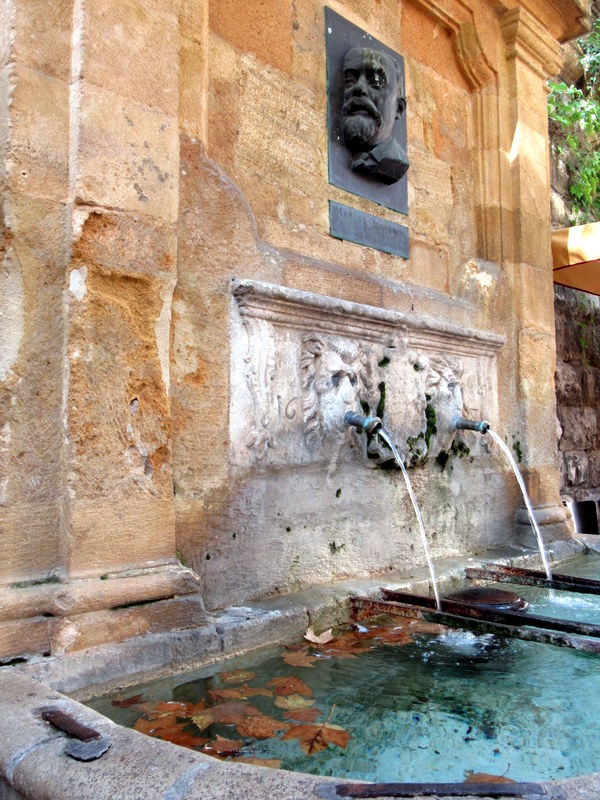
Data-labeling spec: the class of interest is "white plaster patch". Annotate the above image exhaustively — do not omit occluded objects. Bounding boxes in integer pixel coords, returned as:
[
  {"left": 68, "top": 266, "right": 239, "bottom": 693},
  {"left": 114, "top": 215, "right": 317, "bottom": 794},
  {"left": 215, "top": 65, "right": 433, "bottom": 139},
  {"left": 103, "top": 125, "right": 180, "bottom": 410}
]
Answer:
[
  {"left": 0, "top": 421, "right": 10, "bottom": 504},
  {"left": 69, "top": 266, "right": 87, "bottom": 301},
  {"left": 154, "top": 278, "right": 176, "bottom": 396},
  {"left": 0, "top": 250, "right": 24, "bottom": 382}
]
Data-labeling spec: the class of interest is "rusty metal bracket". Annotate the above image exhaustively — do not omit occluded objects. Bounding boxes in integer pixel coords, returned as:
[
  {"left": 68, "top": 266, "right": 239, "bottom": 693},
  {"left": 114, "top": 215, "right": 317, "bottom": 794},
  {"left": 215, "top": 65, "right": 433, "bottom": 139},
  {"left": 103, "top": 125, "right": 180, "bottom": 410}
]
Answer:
[
  {"left": 379, "top": 589, "right": 600, "bottom": 639},
  {"left": 465, "top": 564, "right": 600, "bottom": 595},
  {"left": 40, "top": 707, "right": 111, "bottom": 761},
  {"left": 349, "top": 597, "right": 600, "bottom": 654}
]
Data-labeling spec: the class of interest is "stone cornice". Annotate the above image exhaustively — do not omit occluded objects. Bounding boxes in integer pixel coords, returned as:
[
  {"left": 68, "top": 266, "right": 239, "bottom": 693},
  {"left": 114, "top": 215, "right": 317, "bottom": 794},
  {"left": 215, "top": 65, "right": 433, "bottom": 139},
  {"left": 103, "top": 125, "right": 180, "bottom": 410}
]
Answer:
[
  {"left": 233, "top": 279, "right": 505, "bottom": 358},
  {"left": 500, "top": 7, "right": 563, "bottom": 79}
]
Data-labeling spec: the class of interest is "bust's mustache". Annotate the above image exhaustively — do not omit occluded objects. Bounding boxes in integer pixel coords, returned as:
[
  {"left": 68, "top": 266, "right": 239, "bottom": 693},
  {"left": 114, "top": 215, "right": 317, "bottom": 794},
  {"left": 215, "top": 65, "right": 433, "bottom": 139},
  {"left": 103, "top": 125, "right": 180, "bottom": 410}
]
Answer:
[{"left": 342, "top": 96, "right": 381, "bottom": 122}]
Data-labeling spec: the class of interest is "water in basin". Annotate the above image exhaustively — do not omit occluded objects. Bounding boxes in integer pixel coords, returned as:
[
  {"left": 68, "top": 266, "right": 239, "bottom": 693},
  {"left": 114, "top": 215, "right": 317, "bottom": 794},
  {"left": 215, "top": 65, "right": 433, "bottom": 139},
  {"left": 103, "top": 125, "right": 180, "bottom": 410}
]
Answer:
[{"left": 89, "top": 554, "right": 600, "bottom": 785}]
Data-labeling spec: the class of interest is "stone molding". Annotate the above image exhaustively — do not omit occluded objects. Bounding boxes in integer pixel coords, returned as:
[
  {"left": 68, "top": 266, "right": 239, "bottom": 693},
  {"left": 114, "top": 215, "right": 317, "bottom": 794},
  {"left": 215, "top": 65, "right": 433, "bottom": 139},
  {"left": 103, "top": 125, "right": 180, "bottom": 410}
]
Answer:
[
  {"left": 233, "top": 279, "right": 505, "bottom": 358},
  {"left": 409, "top": 0, "right": 496, "bottom": 90},
  {"left": 500, "top": 7, "right": 563, "bottom": 79}
]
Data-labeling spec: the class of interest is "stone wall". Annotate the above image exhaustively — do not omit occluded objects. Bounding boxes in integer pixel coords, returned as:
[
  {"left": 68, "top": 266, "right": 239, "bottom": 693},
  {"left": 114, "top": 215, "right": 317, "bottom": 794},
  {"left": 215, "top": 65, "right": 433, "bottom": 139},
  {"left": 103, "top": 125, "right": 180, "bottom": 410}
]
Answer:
[
  {"left": 555, "top": 286, "right": 600, "bottom": 502},
  {"left": 0, "top": 0, "right": 588, "bottom": 659}
]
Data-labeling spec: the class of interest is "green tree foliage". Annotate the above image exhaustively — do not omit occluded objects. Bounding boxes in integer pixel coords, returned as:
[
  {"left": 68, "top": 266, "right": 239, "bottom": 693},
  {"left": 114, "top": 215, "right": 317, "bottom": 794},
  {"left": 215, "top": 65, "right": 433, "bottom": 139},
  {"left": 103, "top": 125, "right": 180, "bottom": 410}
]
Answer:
[{"left": 548, "top": 20, "right": 600, "bottom": 223}]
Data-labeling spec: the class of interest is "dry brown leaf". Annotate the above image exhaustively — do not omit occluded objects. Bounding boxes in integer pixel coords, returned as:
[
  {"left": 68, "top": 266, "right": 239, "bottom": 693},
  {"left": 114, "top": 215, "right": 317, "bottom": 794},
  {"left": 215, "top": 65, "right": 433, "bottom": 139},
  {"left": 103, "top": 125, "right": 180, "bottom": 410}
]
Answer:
[
  {"left": 281, "top": 721, "right": 350, "bottom": 755},
  {"left": 235, "top": 713, "right": 292, "bottom": 739},
  {"left": 202, "top": 735, "right": 243, "bottom": 757},
  {"left": 218, "top": 669, "right": 256, "bottom": 685},
  {"left": 274, "top": 694, "right": 316, "bottom": 710},
  {"left": 304, "top": 625, "right": 334, "bottom": 644},
  {"left": 191, "top": 709, "right": 215, "bottom": 732},
  {"left": 283, "top": 707, "right": 323, "bottom": 723},
  {"left": 112, "top": 693, "right": 144, "bottom": 708},
  {"left": 281, "top": 648, "right": 317, "bottom": 668},
  {"left": 208, "top": 685, "right": 272, "bottom": 703},
  {"left": 212, "top": 701, "right": 262, "bottom": 725},
  {"left": 267, "top": 676, "right": 312, "bottom": 697},
  {"left": 464, "top": 772, "right": 516, "bottom": 784},
  {"left": 133, "top": 716, "right": 208, "bottom": 748}
]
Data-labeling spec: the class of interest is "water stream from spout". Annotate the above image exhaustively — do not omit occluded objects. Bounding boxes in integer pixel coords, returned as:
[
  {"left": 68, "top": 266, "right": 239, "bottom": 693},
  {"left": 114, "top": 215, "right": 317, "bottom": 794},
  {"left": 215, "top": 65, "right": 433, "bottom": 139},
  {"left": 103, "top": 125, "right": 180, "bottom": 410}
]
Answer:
[
  {"left": 487, "top": 428, "right": 553, "bottom": 580},
  {"left": 377, "top": 427, "right": 442, "bottom": 611}
]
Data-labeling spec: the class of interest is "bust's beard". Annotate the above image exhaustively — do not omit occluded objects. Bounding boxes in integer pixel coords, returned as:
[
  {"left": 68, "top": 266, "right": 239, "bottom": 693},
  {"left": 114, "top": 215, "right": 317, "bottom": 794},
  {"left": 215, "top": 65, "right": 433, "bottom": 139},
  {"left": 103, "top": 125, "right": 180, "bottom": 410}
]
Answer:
[{"left": 342, "top": 114, "right": 380, "bottom": 151}]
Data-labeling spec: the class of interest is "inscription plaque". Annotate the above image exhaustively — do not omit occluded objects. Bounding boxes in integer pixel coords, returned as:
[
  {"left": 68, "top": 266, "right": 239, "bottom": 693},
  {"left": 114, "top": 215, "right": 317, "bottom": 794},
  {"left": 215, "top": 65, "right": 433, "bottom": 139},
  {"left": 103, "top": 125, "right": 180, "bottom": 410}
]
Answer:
[{"left": 329, "top": 201, "right": 409, "bottom": 259}]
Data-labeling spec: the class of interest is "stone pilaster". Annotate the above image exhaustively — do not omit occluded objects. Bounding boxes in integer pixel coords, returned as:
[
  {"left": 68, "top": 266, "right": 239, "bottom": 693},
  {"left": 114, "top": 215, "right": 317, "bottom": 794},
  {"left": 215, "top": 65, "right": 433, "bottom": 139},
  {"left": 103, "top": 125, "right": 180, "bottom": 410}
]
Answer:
[{"left": 500, "top": 8, "right": 572, "bottom": 544}]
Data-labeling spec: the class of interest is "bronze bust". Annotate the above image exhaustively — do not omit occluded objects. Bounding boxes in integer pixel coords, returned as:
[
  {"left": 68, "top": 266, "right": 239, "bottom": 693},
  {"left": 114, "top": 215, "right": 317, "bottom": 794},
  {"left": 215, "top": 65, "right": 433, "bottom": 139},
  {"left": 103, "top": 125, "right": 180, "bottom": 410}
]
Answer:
[{"left": 342, "top": 47, "right": 409, "bottom": 185}]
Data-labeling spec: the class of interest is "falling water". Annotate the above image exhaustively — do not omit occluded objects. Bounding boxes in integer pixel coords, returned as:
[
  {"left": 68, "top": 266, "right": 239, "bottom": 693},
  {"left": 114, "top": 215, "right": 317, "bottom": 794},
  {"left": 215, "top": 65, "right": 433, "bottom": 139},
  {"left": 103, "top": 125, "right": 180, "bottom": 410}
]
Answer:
[
  {"left": 487, "top": 428, "right": 553, "bottom": 580},
  {"left": 377, "top": 427, "right": 442, "bottom": 611}
]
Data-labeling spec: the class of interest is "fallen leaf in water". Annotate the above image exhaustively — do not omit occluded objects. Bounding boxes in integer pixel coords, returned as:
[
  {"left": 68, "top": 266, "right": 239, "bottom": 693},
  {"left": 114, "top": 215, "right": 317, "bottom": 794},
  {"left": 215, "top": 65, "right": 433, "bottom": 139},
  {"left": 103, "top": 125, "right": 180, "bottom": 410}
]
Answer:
[
  {"left": 268, "top": 676, "right": 312, "bottom": 696},
  {"left": 282, "top": 721, "right": 350, "bottom": 755},
  {"left": 219, "top": 669, "right": 256, "bottom": 685},
  {"left": 235, "top": 713, "right": 292, "bottom": 739},
  {"left": 232, "top": 756, "right": 282, "bottom": 769},
  {"left": 317, "top": 631, "right": 371, "bottom": 659},
  {"left": 212, "top": 701, "right": 262, "bottom": 725},
  {"left": 133, "top": 716, "right": 208, "bottom": 748},
  {"left": 282, "top": 648, "right": 317, "bottom": 668},
  {"left": 192, "top": 700, "right": 262, "bottom": 731},
  {"left": 284, "top": 707, "right": 323, "bottom": 723},
  {"left": 464, "top": 772, "right": 516, "bottom": 784},
  {"left": 304, "top": 625, "right": 334, "bottom": 644},
  {"left": 202, "top": 735, "right": 243, "bottom": 757},
  {"left": 274, "top": 694, "right": 316, "bottom": 710},
  {"left": 208, "top": 685, "right": 273, "bottom": 703},
  {"left": 191, "top": 709, "right": 215, "bottom": 732},
  {"left": 112, "top": 693, "right": 144, "bottom": 708}
]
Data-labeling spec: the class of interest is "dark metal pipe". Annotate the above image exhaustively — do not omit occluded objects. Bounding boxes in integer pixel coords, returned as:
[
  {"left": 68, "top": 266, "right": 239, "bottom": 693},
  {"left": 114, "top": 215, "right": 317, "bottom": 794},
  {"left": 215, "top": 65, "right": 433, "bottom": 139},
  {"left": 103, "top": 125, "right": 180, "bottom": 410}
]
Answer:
[
  {"left": 344, "top": 411, "right": 382, "bottom": 435},
  {"left": 453, "top": 416, "right": 490, "bottom": 434}
]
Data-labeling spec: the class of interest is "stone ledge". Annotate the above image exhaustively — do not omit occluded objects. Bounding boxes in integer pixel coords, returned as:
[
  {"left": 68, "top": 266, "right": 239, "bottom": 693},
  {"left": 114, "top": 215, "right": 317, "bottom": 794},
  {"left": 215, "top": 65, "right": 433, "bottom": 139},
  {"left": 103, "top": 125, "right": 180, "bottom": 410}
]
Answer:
[{"left": 233, "top": 278, "right": 506, "bottom": 357}]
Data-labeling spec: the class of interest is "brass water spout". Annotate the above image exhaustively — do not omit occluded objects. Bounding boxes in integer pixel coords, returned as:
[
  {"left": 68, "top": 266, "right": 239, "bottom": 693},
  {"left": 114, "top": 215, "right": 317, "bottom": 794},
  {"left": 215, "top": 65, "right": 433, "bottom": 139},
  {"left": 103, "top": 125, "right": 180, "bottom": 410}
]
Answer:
[
  {"left": 344, "top": 411, "right": 383, "bottom": 435},
  {"left": 453, "top": 415, "right": 490, "bottom": 435}
]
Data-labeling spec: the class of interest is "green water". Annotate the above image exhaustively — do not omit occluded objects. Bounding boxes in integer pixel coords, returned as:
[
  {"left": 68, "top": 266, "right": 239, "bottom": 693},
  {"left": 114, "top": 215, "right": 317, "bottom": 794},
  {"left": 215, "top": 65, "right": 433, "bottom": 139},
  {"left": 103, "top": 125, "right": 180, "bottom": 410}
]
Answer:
[{"left": 89, "top": 553, "right": 600, "bottom": 784}]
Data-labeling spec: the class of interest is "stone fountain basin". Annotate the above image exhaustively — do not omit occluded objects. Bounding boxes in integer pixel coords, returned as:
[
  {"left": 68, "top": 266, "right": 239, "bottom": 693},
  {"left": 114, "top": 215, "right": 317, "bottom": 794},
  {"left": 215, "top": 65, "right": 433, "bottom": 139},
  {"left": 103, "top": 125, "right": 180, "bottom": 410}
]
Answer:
[{"left": 1, "top": 539, "right": 599, "bottom": 800}]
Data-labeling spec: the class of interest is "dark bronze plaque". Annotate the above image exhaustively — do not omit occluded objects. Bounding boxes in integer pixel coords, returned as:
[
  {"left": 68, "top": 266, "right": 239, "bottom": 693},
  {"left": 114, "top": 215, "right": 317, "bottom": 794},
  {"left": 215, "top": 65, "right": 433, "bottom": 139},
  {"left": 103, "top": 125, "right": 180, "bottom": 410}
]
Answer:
[
  {"left": 326, "top": 8, "right": 408, "bottom": 215},
  {"left": 329, "top": 201, "right": 409, "bottom": 259}
]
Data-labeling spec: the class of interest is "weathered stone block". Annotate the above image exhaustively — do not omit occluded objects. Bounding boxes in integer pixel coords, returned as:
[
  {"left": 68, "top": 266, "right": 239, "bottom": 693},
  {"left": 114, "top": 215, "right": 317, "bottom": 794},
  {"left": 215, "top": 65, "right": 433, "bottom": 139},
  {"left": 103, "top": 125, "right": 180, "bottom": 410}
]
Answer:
[
  {"left": 408, "top": 148, "right": 453, "bottom": 245},
  {"left": 0, "top": 616, "right": 52, "bottom": 661},
  {"left": 404, "top": 238, "right": 449, "bottom": 294},
  {"left": 400, "top": 4, "right": 469, "bottom": 90},
  {"left": 7, "top": 66, "right": 69, "bottom": 201},
  {"left": 582, "top": 367, "right": 600, "bottom": 406},
  {"left": 0, "top": 504, "right": 62, "bottom": 586},
  {"left": 180, "top": 34, "right": 206, "bottom": 138},
  {"left": 1, "top": 195, "right": 69, "bottom": 521},
  {"left": 72, "top": 208, "right": 176, "bottom": 277},
  {"left": 210, "top": 0, "right": 292, "bottom": 74},
  {"left": 282, "top": 260, "right": 382, "bottom": 307},
  {"left": 514, "top": 262, "right": 556, "bottom": 336},
  {"left": 558, "top": 407, "right": 597, "bottom": 451},
  {"left": 68, "top": 498, "right": 175, "bottom": 577},
  {"left": 555, "top": 360, "right": 583, "bottom": 406},
  {"left": 75, "top": 81, "right": 178, "bottom": 221},
  {"left": 588, "top": 451, "right": 600, "bottom": 488},
  {"left": 12, "top": 0, "right": 72, "bottom": 81},
  {"left": 51, "top": 595, "right": 206, "bottom": 654},
  {"left": 80, "top": 0, "right": 179, "bottom": 116},
  {"left": 517, "top": 328, "right": 557, "bottom": 406},
  {"left": 563, "top": 450, "right": 589, "bottom": 487}
]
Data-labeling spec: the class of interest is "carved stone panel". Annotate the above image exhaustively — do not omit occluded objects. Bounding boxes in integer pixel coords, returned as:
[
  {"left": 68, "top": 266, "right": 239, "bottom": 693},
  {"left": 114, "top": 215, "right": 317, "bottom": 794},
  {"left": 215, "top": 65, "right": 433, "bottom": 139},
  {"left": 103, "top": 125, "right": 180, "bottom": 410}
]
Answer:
[{"left": 231, "top": 280, "right": 504, "bottom": 470}]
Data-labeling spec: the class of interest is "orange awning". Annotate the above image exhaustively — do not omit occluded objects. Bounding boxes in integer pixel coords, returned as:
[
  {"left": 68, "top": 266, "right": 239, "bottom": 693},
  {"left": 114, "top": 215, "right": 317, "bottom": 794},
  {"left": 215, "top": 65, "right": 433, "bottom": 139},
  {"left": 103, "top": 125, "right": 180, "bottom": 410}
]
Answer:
[{"left": 552, "top": 222, "right": 600, "bottom": 296}]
